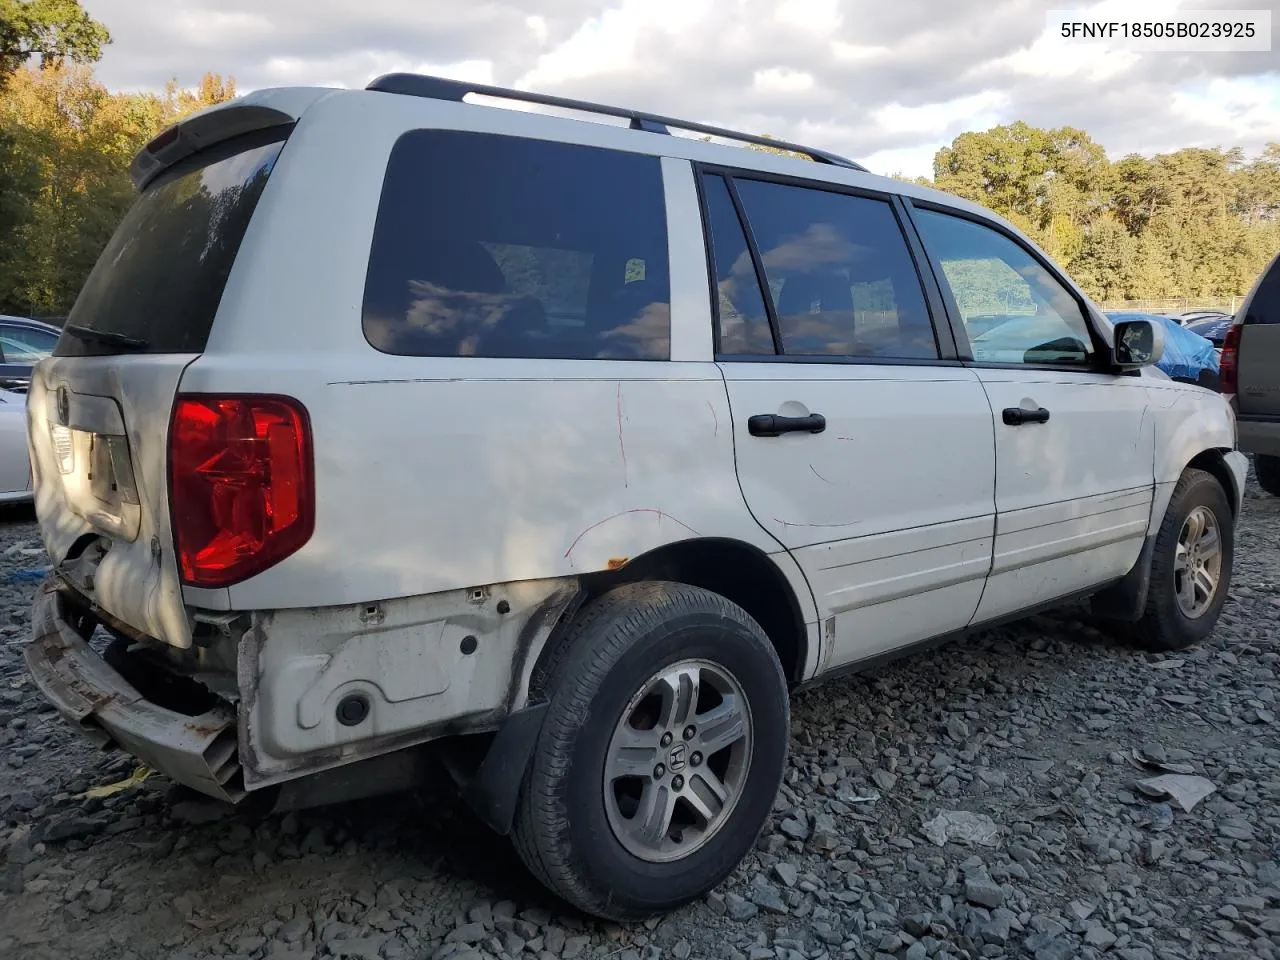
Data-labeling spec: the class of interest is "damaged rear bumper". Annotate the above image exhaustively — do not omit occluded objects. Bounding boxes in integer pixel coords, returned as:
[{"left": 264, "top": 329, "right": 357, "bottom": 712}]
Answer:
[{"left": 24, "top": 580, "right": 246, "bottom": 803}]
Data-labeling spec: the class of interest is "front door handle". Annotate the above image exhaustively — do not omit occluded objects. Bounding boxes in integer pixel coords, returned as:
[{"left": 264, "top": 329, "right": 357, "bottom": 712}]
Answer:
[
  {"left": 1002, "top": 406, "right": 1051, "bottom": 426},
  {"left": 748, "top": 413, "right": 827, "bottom": 437}
]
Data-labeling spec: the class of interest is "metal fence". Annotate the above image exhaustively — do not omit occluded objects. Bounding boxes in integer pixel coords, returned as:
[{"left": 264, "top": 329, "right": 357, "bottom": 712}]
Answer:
[{"left": 1095, "top": 297, "right": 1242, "bottom": 316}]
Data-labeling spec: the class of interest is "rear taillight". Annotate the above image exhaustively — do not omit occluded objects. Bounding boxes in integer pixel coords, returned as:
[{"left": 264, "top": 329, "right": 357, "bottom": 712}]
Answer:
[
  {"left": 1219, "top": 325, "right": 1242, "bottom": 395},
  {"left": 169, "top": 395, "right": 313, "bottom": 588}
]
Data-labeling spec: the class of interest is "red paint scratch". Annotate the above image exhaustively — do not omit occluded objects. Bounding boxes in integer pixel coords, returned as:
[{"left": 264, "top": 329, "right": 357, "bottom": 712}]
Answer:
[
  {"left": 707, "top": 400, "right": 719, "bottom": 437},
  {"left": 564, "top": 509, "right": 702, "bottom": 558},
  {"left": 617, "top": 383, "right": 629, "bottom": 488}
]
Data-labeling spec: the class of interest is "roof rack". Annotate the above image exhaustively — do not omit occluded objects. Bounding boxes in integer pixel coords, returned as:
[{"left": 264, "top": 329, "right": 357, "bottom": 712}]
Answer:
[{"left": 365, "top": 72, "right": 868, "bottom": 173}]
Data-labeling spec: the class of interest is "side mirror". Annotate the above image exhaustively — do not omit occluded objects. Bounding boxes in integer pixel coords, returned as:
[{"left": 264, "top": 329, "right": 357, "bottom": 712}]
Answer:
[{"left": 1112, "top": 318, "right": 1165, "bottom": 370}]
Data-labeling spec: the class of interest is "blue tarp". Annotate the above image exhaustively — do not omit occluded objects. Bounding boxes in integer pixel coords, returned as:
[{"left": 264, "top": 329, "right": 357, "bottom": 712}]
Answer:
[{"left": 1106, "top": 312, "right": 1220, "bottom": 381}]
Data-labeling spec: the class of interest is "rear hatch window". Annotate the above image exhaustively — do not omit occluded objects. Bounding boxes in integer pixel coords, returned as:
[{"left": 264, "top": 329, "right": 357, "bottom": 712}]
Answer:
[{"left": 55, "top": 127, "right": 289, "bottom": 358}]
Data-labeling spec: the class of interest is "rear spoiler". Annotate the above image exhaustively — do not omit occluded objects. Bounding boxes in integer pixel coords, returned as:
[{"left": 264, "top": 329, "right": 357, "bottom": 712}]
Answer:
[{"left": 129, "top": 87, "right": 335, "bottom": 191}]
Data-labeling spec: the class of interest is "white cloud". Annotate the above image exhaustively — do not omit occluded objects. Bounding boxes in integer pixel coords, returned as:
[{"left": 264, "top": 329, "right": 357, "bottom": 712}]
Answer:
[
  {"left": 517, "top": 0, "right": 714, "bottom": 89},
  {"left": 874, "top": 92, "right": 1010, "bottom": 136},
  {"left": 526, "top": 15, "right": 550, "bottom": 44},
  {"left": 774, "top": 0, "right": 842, "bottom": 34},
  {"left": 753, "top": 67, "right": 816, "bottom": 93},
  {"left": 1172, "top": 77, "right": 1280, "bottom": 142},
  {"left": 80, "top": 0, "right": 1280, "bottom": 178}
]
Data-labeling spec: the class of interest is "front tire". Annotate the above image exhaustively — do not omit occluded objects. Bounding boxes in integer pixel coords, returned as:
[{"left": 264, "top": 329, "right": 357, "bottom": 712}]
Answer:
[
  {"left": 1131, "top": 468, "right": 1234, "bottom": 651},
  {"left": 1256, "top": 455, "right": 1280, "bottom": 497},
  {"left": 512, "top": 581, "right": 789, "bottom": 921}
]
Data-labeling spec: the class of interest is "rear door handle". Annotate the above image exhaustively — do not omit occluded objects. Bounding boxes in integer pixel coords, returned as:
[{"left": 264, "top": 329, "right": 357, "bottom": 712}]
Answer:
[
  {"left": 1002, "top": 406, "right": 1051, "bottom": 426},
  {"left": 748, "top": 413, "right": 827, "bottom": 437}
]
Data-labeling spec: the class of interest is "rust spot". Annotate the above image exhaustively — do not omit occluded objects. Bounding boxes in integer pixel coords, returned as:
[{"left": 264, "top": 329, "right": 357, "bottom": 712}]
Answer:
[
  {"left": 606, "top": 557, "right": 630, "bottom": 570},
  {"left": 184, "top": 719, "right": 226, "bottom": 738}
]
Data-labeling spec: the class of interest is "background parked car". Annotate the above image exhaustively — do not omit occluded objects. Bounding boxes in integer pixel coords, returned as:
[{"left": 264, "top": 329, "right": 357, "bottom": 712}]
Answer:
[
  {"left": 1186, "top": 314, "right": 1232, "bottom": 351},
  {"left": 1175, "top": 310, "right": 1232, "bottom": 326},
  {"left": 1224, "top": 252, "right": 1280, "bottom": 495},
  {"left": 0, "top": 387, "right": 32, "bottom": 502},
  {"left": 0, "top": 315, "right": 61, "bottom": 392}
]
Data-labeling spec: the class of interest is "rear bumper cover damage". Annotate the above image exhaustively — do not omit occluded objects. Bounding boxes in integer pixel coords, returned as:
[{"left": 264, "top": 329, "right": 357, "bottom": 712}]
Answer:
[
  {"left": 24, "top": 574, "right": 582, "bottom": 817},
  {"left": 24, "top": 580, "right": 246, "bottom": 802}
]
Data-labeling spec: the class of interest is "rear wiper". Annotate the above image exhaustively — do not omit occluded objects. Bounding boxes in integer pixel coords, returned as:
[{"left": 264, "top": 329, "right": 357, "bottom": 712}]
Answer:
[{"left": 64, "top": 324, "right": 151, "bottom": 351}]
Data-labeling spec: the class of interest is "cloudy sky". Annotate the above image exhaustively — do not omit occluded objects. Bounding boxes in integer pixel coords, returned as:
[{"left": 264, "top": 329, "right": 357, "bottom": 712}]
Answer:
[{"left": 82, "top": 0, "right": 1278, "bottom": 178}]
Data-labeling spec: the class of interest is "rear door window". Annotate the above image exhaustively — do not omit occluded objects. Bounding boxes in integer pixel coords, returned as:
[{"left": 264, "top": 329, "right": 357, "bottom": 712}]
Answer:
[
  {"left": 362, "top": 131, "right": 671, "bottom": 361},
  {"left": 56, "top": 128, "right": 288, "bottom": 357},
  {"left": 729, "top": 178, "right": 940, "bottom": 360}
]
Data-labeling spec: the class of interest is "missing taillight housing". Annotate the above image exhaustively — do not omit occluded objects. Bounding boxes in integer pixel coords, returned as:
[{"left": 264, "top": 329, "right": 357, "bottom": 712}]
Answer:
[
  {"left": 1219, "top": 324, "right": 1242, "bottom": 396},
  {"left": 169, "top": 395, "right": 314, "bottom": 588}
]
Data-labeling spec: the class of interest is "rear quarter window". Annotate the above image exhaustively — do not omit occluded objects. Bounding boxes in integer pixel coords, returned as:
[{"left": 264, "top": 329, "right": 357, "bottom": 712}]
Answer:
[{"left": 362, "top": 130, "right": 671, "bottom": 360}]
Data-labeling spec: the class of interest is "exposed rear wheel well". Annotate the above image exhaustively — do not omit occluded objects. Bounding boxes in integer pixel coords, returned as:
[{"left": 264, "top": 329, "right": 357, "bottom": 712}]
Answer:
[{"left": 563, "top": 539, "right": 810, "bottom": 686}]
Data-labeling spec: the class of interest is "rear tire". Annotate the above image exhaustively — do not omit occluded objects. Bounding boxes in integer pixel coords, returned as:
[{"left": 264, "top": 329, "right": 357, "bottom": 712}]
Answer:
[
  {"left": 1256, "top": 455, "right": 1280, "bottom": 497},
  {"left": 1130, "top": 468, "right": 1234, "bottom": 651},
  {"left": 512, "top": 581, "right": 789, "bottom": 921}
]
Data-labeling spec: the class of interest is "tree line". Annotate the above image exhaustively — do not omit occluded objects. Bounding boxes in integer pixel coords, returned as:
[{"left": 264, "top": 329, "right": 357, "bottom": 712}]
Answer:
[
  {"left": 925, "top": 122, "right": 1279, "bottom": 305},
  {"left": 0, "top": 1, "right": 1276, "bottom": 317}
]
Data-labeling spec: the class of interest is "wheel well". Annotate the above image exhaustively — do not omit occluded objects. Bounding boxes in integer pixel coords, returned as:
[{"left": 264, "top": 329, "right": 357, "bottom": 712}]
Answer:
[
  {"left": 1187, "top": 449, "right": 1239, "bottom": 517},
  {"left": 575, "top": 538, "right": 810, "bottom": 684}
]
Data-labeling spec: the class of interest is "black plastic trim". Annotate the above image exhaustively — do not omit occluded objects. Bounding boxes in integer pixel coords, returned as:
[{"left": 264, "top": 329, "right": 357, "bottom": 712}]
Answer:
[
  {"left": 366, "top": 72, "right": 867, "bottom": 171},
  {"left": 891, "top": 194, "right": 959, "bottom": 361},
  {"left": 1089, "top": 533, "right": 1156, "bottom": 622},
  {"left": 724, "top": 174, "right": 784, "bottom": 355},
  {"left": 454, "top": 700, "right": 549, "bottom": 836}
]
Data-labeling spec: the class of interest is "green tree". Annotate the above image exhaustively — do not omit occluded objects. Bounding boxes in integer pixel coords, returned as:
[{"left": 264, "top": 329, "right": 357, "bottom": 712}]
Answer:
[
  {"left": 0, "top": 63, "right": 237, "bottom": 314},
  {"left": 931, "top": 122, "right": 1280, "bottom": 304},
  {"left": 0, "top": 0, "right": 109, "bottom": 77}
]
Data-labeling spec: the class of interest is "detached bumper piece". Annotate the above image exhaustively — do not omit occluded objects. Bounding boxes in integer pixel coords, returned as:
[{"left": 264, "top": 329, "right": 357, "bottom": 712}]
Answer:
[{"left": 24, "top": 580, "right": 246, "bottom": 803}]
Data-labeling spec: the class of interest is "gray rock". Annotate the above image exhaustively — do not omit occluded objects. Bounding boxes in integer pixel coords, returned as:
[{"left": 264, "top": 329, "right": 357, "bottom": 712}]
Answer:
[
  {"left": 280, "top": 917, "right": 310, "bottom": 942},
  {"left": 447, "top": 922, "right": 488, "bottom": 944},
  {"left": 169, "top": 799, "right": 228, "bottom": 825},
  {"left": 1033, "top": 940, "right": 1075, "bottom": 960},
  {"left": 749, "top": 882, "right": 788, "bottom": 915},
  {"left": 1085, "top": 925, "right": 1118, "bottom": 949},
  {"left": 779, "top": 817, "right": 809, "bottom": 841},
  {"left": 773, "top": 862, "right": 798, "bottom": 888},
  {"left": 326, "top": 937, "right": 385, "bottom": 959},
  {"left": 965, "top": 879, "right": 1004, "bottom": 909},
  {"left": 725, "top": 893, "right": 759, "bottom": 921}
]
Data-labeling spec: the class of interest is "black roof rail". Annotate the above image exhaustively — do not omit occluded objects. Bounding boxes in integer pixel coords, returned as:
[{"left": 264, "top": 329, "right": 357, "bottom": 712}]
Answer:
[{"left": 365, "top": 72, "right": 868, "bottom": 173}]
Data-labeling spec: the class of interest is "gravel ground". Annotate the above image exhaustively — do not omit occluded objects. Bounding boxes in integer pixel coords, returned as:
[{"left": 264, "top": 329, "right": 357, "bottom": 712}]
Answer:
[{"left": 1, "top": 467, "right": 1278, "bottom": 960}]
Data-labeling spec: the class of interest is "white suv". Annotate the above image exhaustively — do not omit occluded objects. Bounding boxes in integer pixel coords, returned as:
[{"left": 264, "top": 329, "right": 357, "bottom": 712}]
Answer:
[{"left": 23, "top": 74, "right": 1247, "bottom": 921}]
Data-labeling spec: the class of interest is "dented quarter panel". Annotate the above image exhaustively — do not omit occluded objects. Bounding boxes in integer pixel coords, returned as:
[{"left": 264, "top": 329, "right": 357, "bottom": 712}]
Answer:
[{"left": 238, "top": 577, "right": 585, "bottom": 787}]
